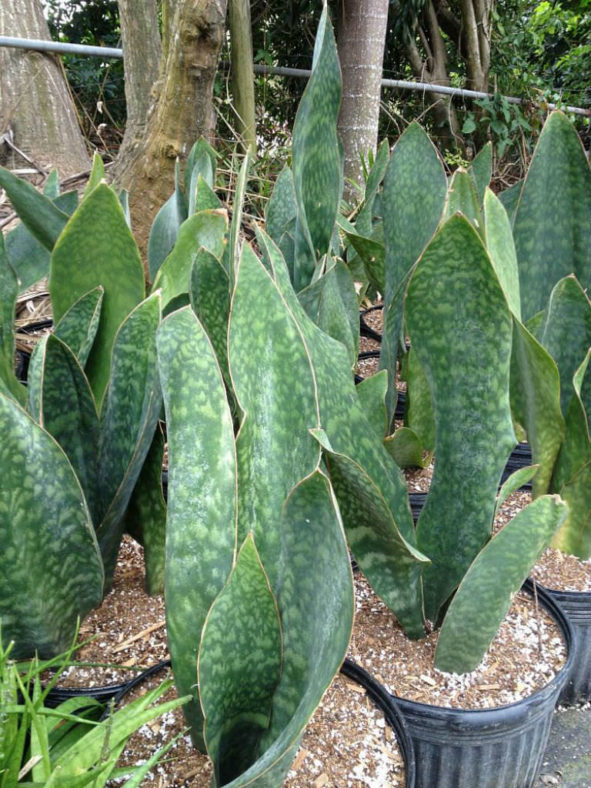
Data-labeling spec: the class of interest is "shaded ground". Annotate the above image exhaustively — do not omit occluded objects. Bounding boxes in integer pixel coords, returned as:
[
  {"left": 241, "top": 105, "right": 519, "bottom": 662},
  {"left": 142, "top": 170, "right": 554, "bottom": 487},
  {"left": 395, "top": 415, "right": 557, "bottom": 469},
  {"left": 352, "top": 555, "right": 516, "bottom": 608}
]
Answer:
[{"left": 537, "top": 705, "right": 591, "bottom": 787}]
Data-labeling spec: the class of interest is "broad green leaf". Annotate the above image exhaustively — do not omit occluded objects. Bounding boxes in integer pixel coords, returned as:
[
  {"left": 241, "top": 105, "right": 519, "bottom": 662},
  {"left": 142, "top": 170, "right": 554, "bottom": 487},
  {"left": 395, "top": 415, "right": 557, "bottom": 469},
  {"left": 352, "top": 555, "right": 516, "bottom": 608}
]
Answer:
[
  {"left": 157, "top": 306, "right": 236, "bottom": 747},
  {"left": 384, "top": 426, "right": 431, "bottom": 470},
  {"left": 194, "top": 174, "right": 221, "bottom": 212},
  {"left": 256, "top": 228, "right": 426, "bottom": 635},
  {"left": 495, "top": 465, "right": 539, "bottom": 514},
  {"left": 266, "top": 165, "right": 297, "bottom": 243},
  {"left": 298, "top": 259, "right": 359, "bottom": 368},
  {"left": 468, "top": 142, "right": 492, "bottom": 204},
  {"left": 189, "top": 249, "right": 231, "bottom": 384},
  {"left": 435, "top": 496, "right": 568, "bottom": 673},
  {"left": 5, "top": 191, "right": 78, "bottom": 292},
  {"left": 356, "top": 371, "right": 388, "bottom": 440},
  {"left": 123, "top": 425, "right": 166, "bottom": 595},
  {"left": 513, "top": 111, "right": 591, "bottom": 321},
  {"left": 291, "top": 7, "right": 342, "bottom": 289},
  {"left": 538, "top": 275, "right": 591, "bottom": 418},
  {"left": 381, "top": 122, "right": 447, "bottom": 426},
  {"left": 342, "top": 227, "right": 385, "bottom": 293},
  {"left": 484, "top": 188, "right": 521, "bottom": 321},
  {"left": 0, "top": 166, "right": 69, "bottom": 251},
  {"left": 229, "top": 244, "right": 321, "bottom": 589},
  {"left": 407, "top": 215, "right": 516, "bottom": 621},
  {"left": 0, "top": 235, "right": 26, "bottom": 404},
  {"left": 188, "top": 160, "right": 215, "bottom": 216},
  {"left": 199, "top": 535, "right": 282, "bottom": 785},
  {"left": 354, "top": 138, "right": 390, "bottom": 237},
  {"left": 404, "top": 347, "right": 435, "bottom": 453},
  {"left": 443, "top": 169, "right": 483, "bottom": 233},
  {"left": 551, "top": 350, "right": 591, "bottom": 558},
  {"left": 96, "top": 293, "right": 162, "bottom": 585},
  {"left": 36, "top": 335, "right": 99, "bottom": 522},
  {"left": 184, "top": 137, "right": 217, "bottom": 197},
  {"left": 82, "top": 154, "right": 105, "bottom": 199},
  {"left": 510, "top": 319, "right": 564, "bottom": 496},
  {"left": 44, "top": 169, "right": 60, "bottom": 199},
  {"left": 53, "top": 286, "right": 104, "bottom": 368},
  {"left": 147, "top": 159, "right": 187, "bottom": 281},
  {"left": 49, "top": 183, "right": 145, "bottom": 406},
  {"left": 152, "top": 210, "right": 228, "bottom": 310},
  {"left": 0, "top": 394, "right": 103, "bottom": 658},
  {"left": 498, "top": 178, "right": 522, "bottom": 224}
]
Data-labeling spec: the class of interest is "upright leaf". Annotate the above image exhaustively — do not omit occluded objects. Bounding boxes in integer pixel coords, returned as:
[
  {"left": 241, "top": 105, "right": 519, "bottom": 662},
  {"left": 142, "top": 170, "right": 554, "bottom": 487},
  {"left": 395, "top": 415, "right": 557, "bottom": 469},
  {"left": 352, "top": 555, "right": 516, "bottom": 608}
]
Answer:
[
  {"left": 0, "top": 236, "right": 26, "bottom": 404},
  {"left": 189, "top": 250, "right": 231, "bottom": 383},
  {"left": 82, "top": 154, "right": 105, "bottom": 199},
  {"left": 147, "top": 159, "right": 188, "bottom": 281},
  {"left": 484, "top": 188, "right": 521, "bottom": 321},
  {"left": 0, "top": 394, "right": 103, "bottom": 658},
  {"left": 513, "top": 111, "right": 591, "bottom": 321},
  {"left": 52, "top": 286, "right": 104, "bottom": 368},
  {"left": 443, "top": 169, "right": 483, "bottom": 232},
  {"left": 49, "top": 184, "right": 145, "bottom": 406},
  {"left": 407, "top": 216, "right": 516, "bottom": 621},
  {"left": 435, "top": 496, "right": 568, "bottom": 673},
  {"left": 157, "top": 306, "right": 237, "bottom": 747},
  {"left": 199, "top": 536, "right": 282, "bottom": 785},
  {"left": 96, "top": 294, "right": 162, "bottom": 584},
  {"left": 468, "top": 142, "right": 492, "bottom": 205},
  {"left": 291, "top": 7, "right": 342, "bottom": 290}
]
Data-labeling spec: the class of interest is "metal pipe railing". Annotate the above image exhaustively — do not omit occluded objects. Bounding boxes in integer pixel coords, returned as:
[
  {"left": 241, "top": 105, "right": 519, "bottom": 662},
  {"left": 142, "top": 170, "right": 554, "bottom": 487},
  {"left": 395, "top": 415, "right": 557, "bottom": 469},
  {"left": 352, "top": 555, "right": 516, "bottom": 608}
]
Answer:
[{"left": 1, "top": 35, "right": 589, "bottom": 117}]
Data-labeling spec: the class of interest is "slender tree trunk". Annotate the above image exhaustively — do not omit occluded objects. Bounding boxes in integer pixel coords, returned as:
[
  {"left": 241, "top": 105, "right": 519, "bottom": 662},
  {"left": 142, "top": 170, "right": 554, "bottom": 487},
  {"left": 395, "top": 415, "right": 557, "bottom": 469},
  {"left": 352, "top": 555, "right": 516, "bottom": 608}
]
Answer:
[
  {"left": 0, "top": 0, "right": 89, "bottom": 177},
  {"left": 113, "top": 0, "right": 228, "bottom": 258},
  {"left": 228, "top": 0, "right": 257, "bottom": 153},
  {"left": 116, "top": 0, "right": 161, "bottom": 164},
  {"left": 337, "top": 0, "right": 389, "bottom": 198}
]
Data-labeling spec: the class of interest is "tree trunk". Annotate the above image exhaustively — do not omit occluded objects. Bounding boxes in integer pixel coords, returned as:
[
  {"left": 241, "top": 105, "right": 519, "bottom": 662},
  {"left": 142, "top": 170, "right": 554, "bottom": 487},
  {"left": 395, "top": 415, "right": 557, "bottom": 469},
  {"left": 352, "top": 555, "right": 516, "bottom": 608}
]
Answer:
[
  {"left": 337, "top": 0, "right": 389, "bottom": 198},
  {"left": 228, "top": 0, "right": 257, "bottom": 153},
  {"left": 113, "top": 0, "right": 228, "bottom": 258},
  {"left": 0, "top": 0, "right": 89, "bottom": 177},
  {"left": 116, "top": 0, "right": 161, "bottom": 165}
]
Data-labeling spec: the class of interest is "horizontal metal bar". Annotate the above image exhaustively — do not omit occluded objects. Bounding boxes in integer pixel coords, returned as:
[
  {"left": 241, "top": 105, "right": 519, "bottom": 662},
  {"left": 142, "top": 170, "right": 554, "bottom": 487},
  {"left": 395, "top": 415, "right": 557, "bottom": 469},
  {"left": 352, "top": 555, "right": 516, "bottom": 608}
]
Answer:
[{"left": 1, "top": 36, "right": 589, "bottom": 117}]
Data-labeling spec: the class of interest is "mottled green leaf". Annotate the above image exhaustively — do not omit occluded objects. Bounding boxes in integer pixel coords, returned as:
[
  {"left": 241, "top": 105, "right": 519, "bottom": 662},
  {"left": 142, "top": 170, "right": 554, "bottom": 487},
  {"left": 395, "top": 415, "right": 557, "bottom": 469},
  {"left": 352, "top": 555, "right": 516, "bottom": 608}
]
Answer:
[
  {"left": 147, "top": 159, "right": 187, "bottom": 281},
  {"left": 495, "top": 465, "right": 539, "bottom": 514},
  {"left": 407, "top": 215, "right": 516, "bottom": 621},
  {"left": 123, "top": 425, "right": 166, "bottom": 595},
  {"left": 151, "top": 210, "right": 228, "bottom": 310},
  {"left": 443, "top": 169, "right": 483, "bottom": 233},
  {"left": 355, "top": 138, "right": 390, "bottom": 238},
  {"left": 510, "top": 319, "right": 564, "bottom": 496},
  {"left": 551, "top": 350, "right": 591, "bottom": 558},
  {"left": 44, "top": 169, "right": 60, "bottom": 198},
  {"left": 194, "top": 175, "right": 221, "bottom": 212},
  {"left": 513, "top": 111, "right": 591, "bottom": 321},
  {"left": 298, "top": 259, "right": 359, "bottom": 368},
  {"left": 0, "top": 236, "right": 26, "bottom": 404},
  {"left": 96, "top": 293, "right": 162, "bottom": 584},
  {"left": 0, "top": 166, "right": 69, "bottom": 251},
  {"left": 484, "top": 188, "right": 521, "bottom": 321},
  {"left": 356, "top": 370, "right": 388, "bottom": 440},
  {"left": 291, "top": 8, "right": 342, "bottom": 289},
  {"left": 404, "top": 347, "right": 435, "bottom": 453},
  {"left": 435, "top": 496, "right": 568, "bottom": 673},
  {"left": 49, "top": 183, "right": 145, "bottom": 406},
  {"left": 53, "top": 286, "right": 104, "bottom": 368},
  {"left": 384, "top": 426, "right": 431, "bottom": 469},
  {"left": 184, "top": 138, "right": 217, "bottom": 197},
  {"left": 82, "top": 154, "right": 105, "bottom": 199},
  {"left": 230, "top": 244, "right": 321, "bottom": 589},
  {"left": 538, "top": 275, "right": 591, "bottom": 418},
  {"left": 188, "top": 160, "right": 215, "bottom": 216},
  {"left": 381, "top": 122, "right": 447, "bottom": 425},
  {"left": 157, "top": 305, "right": 236, "bottom": 747},
  {"left": 5, "top": 191, "right": 78, "bottom": 292},
  {"left": 0, "top": 394, "right": 103, "bottom": 658},
  {"left": 199, "top": 535, "right": 282, "bottom": 785},
  {"left": 468, "top": 142, "right": 492, "bottom": 205},
  {"left": 255, "top": 228, "right": 426, "bottom": 634},
  {"left": 189, "top": 249, "right": 231, "bottom": 384},
  {"left": 498, "top": 178, "right": 523, "bottom": 224},
  {"left": 342, "top": 228, "right": 385, "bottom": 293},
  {"left": 266, "top": 166, "right": 296, "bottom": 243},
  {"left": 37, "top": 335, "right": 100, "bottom": 522}
]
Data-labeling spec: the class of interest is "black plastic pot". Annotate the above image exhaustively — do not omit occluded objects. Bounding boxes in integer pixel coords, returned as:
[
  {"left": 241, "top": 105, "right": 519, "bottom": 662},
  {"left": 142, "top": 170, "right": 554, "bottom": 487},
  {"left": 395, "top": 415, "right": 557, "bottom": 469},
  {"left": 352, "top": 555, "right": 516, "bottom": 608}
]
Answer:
[
  {"left": 391, "top": 580, "right": 574, "bottom": 788},
  {"left": 538, "top": 585, "right": 591, "bottom": 705},
  {"left": 340, "top": 658, "right": 416, "bottom": 787}
]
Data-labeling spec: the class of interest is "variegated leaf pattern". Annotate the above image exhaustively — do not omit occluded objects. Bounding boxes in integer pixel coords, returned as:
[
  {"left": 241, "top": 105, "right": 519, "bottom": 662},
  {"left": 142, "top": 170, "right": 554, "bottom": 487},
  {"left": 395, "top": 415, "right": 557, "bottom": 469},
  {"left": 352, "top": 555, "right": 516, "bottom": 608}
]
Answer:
[
  {"left": 0, "top": 393, "right": 103, "bottom": 658},
  {"left": 52, "top": 285, "right": 104, "bottom": 368},
  {"left": 484, "top": 188, "right": 521, "bottom": 321},
  {"left": 157, "top": 305, "right": 237, "bottom": 748},
  {"left": 49, "top": 183, "right": 145, "bottom": 406},
  {"left": 407, "top": 215, "right": 516, "bottom": 621},
  {"left": 148, "top": 159, "right": 187, "bottom": 281},
  {"left": 0, "top": 235, "right": 25, "bottom": 404}
]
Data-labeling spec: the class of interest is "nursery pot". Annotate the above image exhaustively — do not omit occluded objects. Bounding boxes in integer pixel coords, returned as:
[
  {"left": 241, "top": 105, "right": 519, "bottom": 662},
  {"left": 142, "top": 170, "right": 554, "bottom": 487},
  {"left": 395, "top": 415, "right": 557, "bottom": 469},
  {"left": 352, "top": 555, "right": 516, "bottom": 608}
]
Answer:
[
  {"left": 538, "top": 585, "right": 591, "bottom": 705},
  {"left": 341, "top": 658, "right": 416, "bottom": 788},
  {"left": 392, "top": 580, "right": 574, "bottom": 788}
]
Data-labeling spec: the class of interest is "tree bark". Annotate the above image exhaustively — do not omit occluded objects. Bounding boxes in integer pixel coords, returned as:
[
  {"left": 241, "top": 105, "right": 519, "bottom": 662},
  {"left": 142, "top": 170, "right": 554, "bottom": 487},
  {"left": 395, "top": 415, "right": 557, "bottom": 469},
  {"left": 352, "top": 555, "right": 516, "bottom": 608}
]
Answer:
[
  {"left": 337, "top": 0, "right": 389, "bottom": 198},
  {"left": 116, "top": 0, "right": 161, "bottom": 165},
  {"left": 0, "top": 0, "right": 89, "bottom": 177},
  {"left": 228, "top": 0, "right": 256, "bottom": 153},
  {"left": 113, "top": 0, "right": 228, "bottom": 258}
]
